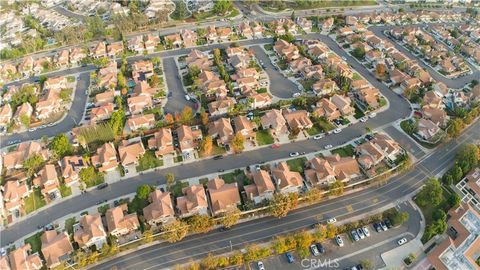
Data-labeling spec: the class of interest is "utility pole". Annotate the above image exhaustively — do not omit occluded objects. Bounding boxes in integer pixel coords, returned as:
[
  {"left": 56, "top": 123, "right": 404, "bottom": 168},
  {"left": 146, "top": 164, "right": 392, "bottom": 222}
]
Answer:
[{"left": 229, "top": 240, "right": 233, "bottom": 252}]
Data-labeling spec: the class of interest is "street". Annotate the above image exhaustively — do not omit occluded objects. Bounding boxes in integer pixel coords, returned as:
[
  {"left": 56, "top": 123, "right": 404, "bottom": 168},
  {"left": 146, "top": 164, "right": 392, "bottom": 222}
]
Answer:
[{"left": 162, "top": 57, "right": 196, "bottom": 114}]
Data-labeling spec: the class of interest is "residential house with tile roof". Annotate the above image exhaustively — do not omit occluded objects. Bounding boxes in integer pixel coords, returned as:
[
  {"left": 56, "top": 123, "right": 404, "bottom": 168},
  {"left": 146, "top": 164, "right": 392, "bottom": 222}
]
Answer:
[
  {"left": 127, "top": 95, "right": 153, "bottom": 115},
  {"left": 282, "top": 109, "right": 313, "bottom": 130},
  {"left": 118, "top": 139, "right": 146, "bottom": 168},
  {"left": 13, "top": 103, "right": 33, "bottom": 125},
  {"left": 207, "top": 178, "right": 241, "bottom": 216},
  {"left": 0, "top": 104, "right": 12, "bottom": 127},
  {"left": 91, "top": 143, "right": 119, "bottom": 172},
  {"left": 176, "top": 125, "right": 202, "bottom": 154},
  {"left": 8, "top": 244, "right": 42, "bottom": 270},
  {"left": 2, "top": 141, "right": 48, "bottom": 170},
  {"left": 106, "top": 204, "right": 140, "bottom": 237},
  {"left": 143, "top": 190, "right": 175, "bottom": 226},
  {"left": 180, "top": 29, "right": 197, "bottom": 47},
  {"left": 261, "top": 109, "right": 288, "bottom": 135},
  {"left": 176, "top": 184, "right": 209, "bottom": 218},
  {"left": 147, "top": 128, "right": 175, "bottom": 158},
  {"left": 144, "top": 34, "right": 160, "bottom": 52},
  {"left": 2, "top": 178, "right": 30, "bottom": 216},
  {"left": 244, "top": 170, "right": 275, "bottom": 204},
  {"left": 271, "top": 162, "right": 304, "bottom": 194},
  {"left": 60, "top": 156, "right": 87, "bottom": 187},
  {"left": 90, "top": 102, "right": 114, "bottom": 123},
  {"left": 33, "top": 164, "right": 60, "bottom": 198},
  {"left": 107, "top": 41, "right": 124, "bottom": 57},
  {"left": 208, "top": 118, "right": 234, "bottom": 145},
  {"left": 74, "top": 214, "right": 107, "bottom": 249},
  {"left": 41, "top": 230, "right": 73, "bottom": 269},
  {"left": 233, "top": 116, "right": 256, "bottom": 141}
]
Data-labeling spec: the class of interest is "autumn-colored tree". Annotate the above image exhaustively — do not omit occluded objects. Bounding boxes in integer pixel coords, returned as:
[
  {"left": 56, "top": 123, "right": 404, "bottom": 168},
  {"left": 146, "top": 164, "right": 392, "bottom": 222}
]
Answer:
[
  {"left": 231, "top": 132, "right": 245, "bottom": 154},
  {"left": 164, "top": 113, "right": 174, "bottom": 124},
  {"left": 325, "top": 223, "right": 337, "bottom": 239},
  {"left": 328, "top": 180, "right": 344, "bottom": 196},
  {"left": 269, "top": 193, "right": 291, "bottom": 218},
  {"left": 376, "top": 63, "right": 386, "bottom": 77},
  {"left": 288, "top": 192, "right": 299, "bottom": 209},
  {"left": 187, "top": 214, "right": 215, "bottom": 233},
  {"left": 142, "top": 229, "right": 154, "bottom": 243},
  {"left": 181, "top": 106, "right": 194, "bottom": 124},
  {"left": 200, "top": 136, "right": 213, "bottom": 156},
  {"left": 175, "top": 112, "right": 182, "bottom": 123},
  {"left": 200, "top": 111, "right": 209, "bottom": 126},
  {"left": 304, "top": 188, "right": 322, "bottom": 204},
  {"left": 165, "top": 173, "right": 176, "bottom": 191},
  {"left": 161, "top": 219, "right": 188, "bottom": 243},
  {"left": 219, "top": 207, "right": 241, "bottom": 228}
]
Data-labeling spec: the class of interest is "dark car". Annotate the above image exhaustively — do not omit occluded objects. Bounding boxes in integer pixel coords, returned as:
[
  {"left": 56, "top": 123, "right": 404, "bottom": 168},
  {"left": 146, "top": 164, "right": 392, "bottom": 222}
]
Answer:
[
  {"left": 373, "top": 222, "right": 382, "bottom": 233},
  {"left": 285, "top": 252, "right": 294, "bottom": 263},
  {"left": 315, "top": 243, "right": 325, "bottom": 254},
  {"left": 213, "top": 155, "right": 223, "bottom": 160},
  {"left": 217, "top": 169, "right": 225, "bottom": 172},
  {"left": 97, "top": 183, "right": 109, "bottom": 190},
  {"left": 219, "top": 226, "right": 231, "bottom": 232},
  {"left": 384, "top": 219, "right": 393, "bottom": 229}
]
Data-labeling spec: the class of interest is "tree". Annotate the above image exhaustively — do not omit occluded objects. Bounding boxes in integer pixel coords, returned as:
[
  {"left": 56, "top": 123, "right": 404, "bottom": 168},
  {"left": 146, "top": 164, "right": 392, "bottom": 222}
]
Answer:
[
  {"left": 165, "top": 172, "right": 176, "bottom": 191},
  {"left": 447, "top": 193, "right": 461, "bottom": 208},
  {"left": 200, "top": 136, "right": 213, "bottom": 156},
  {"left": 165, "top": 113, "right": 174, "bottom": 124},
  {"left": 376, "top": 63, "right": 386, "bottom": 77},
  {"left": 433, "top": 209, "right": 447, "bottom": 222},
  {"left": 200, "top": 253, "right": 221, "bottom": 270},
  {"left": 384, "top": 208, "right": 409, "bottom": 226},
  {"left": 304, "top": 188, "right": 322, "bottom": 204},
  {"left": 456, "top": 144, "right": 479, "bottom": 175},
  {"left": 142, "top": 229, "right": 154, "bottom": 243},
  {"left": 228, "top": 251, "right": 244, "bottom": 266},
  {"left": 187, "top": 214, "right": 215, "bottom": 233},
  {"left": 172, "top": 0, "right": 189, "bottom": 20},
  {"left": 213, "top": 0, "right": 232, "bottom": 15},
  {"left": 161, "top": 219, "right": 188, "bottom": 243},
  {"left": 200, "top": 111, "right": 209, "bottom": 126},
  {"left": 269, "top": 193, "right": 291, "bottom": 218},
  {"left": 219, "top": 207, "right": 241, "bottom": 229},
  {"left": 447, "top": 118, "right": 464, "bottom": 138},
  {"left": 109, "top": 109, "right": 126, "bottom": 136},
  {"left": 325, "top": 223, "right": 337, "bottom": 239},
  {"left": 19, "top": 114, "right": 30, "bottom": 128},
  {"left": 295, "top": 230, "right": 313, "bottom": 250},
  {"left": 50, "top": 134, "right": 73, "bottom": 158},
  {"left": 180, "top": 106, "right": 194, "bottom": 124},
  {"left": 360, "top": 259, "right": 373, "bottom": 270},
  {"left": 244, "top": 244, "right": 271, "bottom": 262},
  {"left": 291, "top": 11, "right": 296, "bottom": 21},
  {"left": 313, "top": 224, "right": 328, "bottom": 242},
  {"left": 415, "top": 178, "right": 443, "bottom": 207},
  {"left": 136, "top": 184, "right": 154, "bottom": 200},
  {"left": 352, "top": 47, "right": 366, "bottom": 59},
  {"left": 231, "top": 132, "right": 245, "bottom": 154},
  {"left": 23, "top": 154, "right": 44, "bottom": 177},
  {"left": 328, "top": 180, "right": 344, "bottom": 196}
]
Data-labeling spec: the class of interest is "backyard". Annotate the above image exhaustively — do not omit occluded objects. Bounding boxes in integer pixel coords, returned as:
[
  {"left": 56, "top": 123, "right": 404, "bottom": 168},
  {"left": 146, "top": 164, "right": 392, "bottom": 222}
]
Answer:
[
  {"left": 24, "top": 232, "right": 42, "bottom": 253},
  {"left": 24, "top": 188, "right": 46, "bottom": 214}
]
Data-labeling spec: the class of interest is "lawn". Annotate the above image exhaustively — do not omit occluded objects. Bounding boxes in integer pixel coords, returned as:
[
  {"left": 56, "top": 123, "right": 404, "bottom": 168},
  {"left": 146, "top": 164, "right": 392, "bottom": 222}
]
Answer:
[
  {"left": 316, "top": 118, "right": 335, "bottom": 132},
  {"left": 352, "top": 73, "right": 362, "bottom": 81},
  {"left": 174, "top": 155, "right": 184, "bottom": 163},
  {"left": 65, "top": 217, "right": 76, "bottom": 235},
  {"left": 199, "top": 143, "right": 226, "bottom": 158},
  {"left": 59, "top": 183, "right": 72, "bottom": 198},
  {"left": 171, "top": 181, "right": 189, "bottom": 197},
  {"left": 264, "top": 44, "right": 274, "bottom": 51},
  {"left": 331, "top": 144, "right": 355, "bottom": 157},
  {"left": 25, "top": 188, "right": 46, "bottom": 214},
  {"left": 256, "top": 130, "right": 274, "bottom": 146},
  {"left": 379, "top": 97, "right": 387, "bottom": 107},
  {"left": 307, "top": 124, "right": 323, "bottom": 136},
  {"left": 286, "top": 157, "right": 307, "bottom": 173},
  {"left": 353, "top": 104, "right": 365, "bottom": 119},
  {"left": 220, "top": 169, "right": 250, "bottom": 185},
  {"left": 136, "top": 150, "right": 163, "bottom": 172},
  {"left": 24, "top": 232, "right": 42, "bottom": 253}
]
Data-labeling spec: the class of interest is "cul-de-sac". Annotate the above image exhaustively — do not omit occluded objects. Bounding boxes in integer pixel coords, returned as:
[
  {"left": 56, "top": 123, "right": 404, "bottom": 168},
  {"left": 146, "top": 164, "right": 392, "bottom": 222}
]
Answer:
[{"left": 0, "top": 1, "right": 479, "bottom": 270}]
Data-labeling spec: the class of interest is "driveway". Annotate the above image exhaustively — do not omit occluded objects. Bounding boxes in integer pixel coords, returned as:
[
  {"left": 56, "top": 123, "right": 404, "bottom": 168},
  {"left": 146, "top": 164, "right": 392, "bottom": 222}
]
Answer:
[
  {"left": 162, "top": 57, "right": 196, "bottom": 114},
  {"left": 250, "top": 45, "right": 299, "bottom": 99}
]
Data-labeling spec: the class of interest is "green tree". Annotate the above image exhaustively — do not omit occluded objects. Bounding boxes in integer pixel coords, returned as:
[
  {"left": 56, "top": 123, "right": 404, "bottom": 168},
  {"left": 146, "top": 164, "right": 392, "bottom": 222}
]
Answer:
[
  {"left": 165, "top": 172, "right": 176, "bottom": 191},
  {"left": 447, "top": 118, "right": 465, "bottom": 138},
  {"left": 161, "top": 219, "right": 188, "bottom": 243},
  {"left": 457, "top": 144, "right": 479, "bottom": 175},
  {"left": 352, "top": 47, "right": 366, "bottom": 59},
  {"left": 136, "top": 184, "right": 154, "bottom": 200},
  {"left": 187, "top": 214, "right": 215, "bottom": 233},
  {"left": 213, "top": 0, "right": 232, "bottom": 15},
  {"left": 85, "top": 16, "right": 106, "bottom": 39},
  {"left": 23, "top": 154, "right": 44, "bottom": 177},
  {"left": 109, "top": 109, "right": 126, "bottom": 136},
  {"left": 360, "top": 259, "right": 373, "bottom": 270},
  {"left": 172, "top": 0, "right": 189, "bottom": 20},
  {"left": 325, "top": 224, "right": 337, "bottom": 239},
  {"left": 19, "top": 115, "right": 30, "bottom": 128},
  {"left": 50, "top": 134, "right": 73, "bottom": 158},
  {"left": 142, "top": 229, "right": 154, "bottom": 243},
  {"left": 219, "top": 207, "right": 241, "bottom": 228},
  {"left": 415, "top": 178, "right": 443, "bottom": 207}
]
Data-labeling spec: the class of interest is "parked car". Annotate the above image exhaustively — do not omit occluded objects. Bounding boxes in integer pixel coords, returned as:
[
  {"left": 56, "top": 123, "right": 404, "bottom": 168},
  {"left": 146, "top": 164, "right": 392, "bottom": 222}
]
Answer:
[
  {"left": 384, "top": 219, "right": 393, "bottom": 229},
  {"left": 373, "top": 222, "right": 382, "bottom": 233},
  {"left": 333, "top": 128, "right": 342, "bottom": 134},
  {"left": 292, "top": 92, "right": 301, "bottom": 98},
  {"left": 257, "top": 261, "right": 265, "bottom": 270},
  {"left": 289, "top": 152, "right": 299, "bottom": 157},
  {"left": 97, "top": 183, "right": 109, "bottom": 190},
  {"left": 362, "top": 226, "right": 370, "bottom": 237},
  {"left": 351, "top": 230, "right": 360, "bottom": 241},
  {"left": 324, "top": 144, "right": 333, "bottom": 149},
  {"left": 217, "top": 169, "right": 225, "bottom": 172},
  {"left": 315, "top": 243, "right": 325, "bottom": 254},
  {"left": 380, "top": 221, "right": 388, "bottom": 231},
  {"left": 184, "top": 94, "right": 191, "bottom": 101},
  {"left": 357, "top": 228, "right": 365, "bottom": 239},
  {"left": 213, "top": 155, "right": 223, "bottom": 160},
  {"left": 285, "top": 252, "right": 294, "bottom": 263},
  {"left": 313, "top": 133, "right": 325, "bottom": 140},
  {"left": 327, "top": 218, "right": 337, "bottom": 224},
  {"left": 368, "top": 112, "right": 377, "bottom": 118},
  {"left": 397, "top": 237, "right": 408, "bottom": 246},
  {"left": 271, "top": 144, "right": 280, "bottom": 149},
  {"left": 335, "top": 235, "right": 344, "bottom": 247},
  {"left": 360, "top": 116, "right": 368, "bottom": 122},
  {"left": 310, "top": 244, "right": 320, "bottom": 256}
]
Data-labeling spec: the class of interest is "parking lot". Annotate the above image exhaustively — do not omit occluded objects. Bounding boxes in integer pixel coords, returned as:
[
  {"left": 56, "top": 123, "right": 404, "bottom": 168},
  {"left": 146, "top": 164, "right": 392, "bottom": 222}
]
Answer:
[{"left": 249, "top": 201, "right": 421, "bottom": 270}]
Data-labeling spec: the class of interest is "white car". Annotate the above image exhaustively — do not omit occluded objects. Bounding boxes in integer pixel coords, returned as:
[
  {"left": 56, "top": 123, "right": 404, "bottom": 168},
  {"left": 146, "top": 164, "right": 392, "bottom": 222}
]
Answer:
[
  {"left": 289, "top": 152, "right": 299, "bottom": 157},
  {"left": 327, "top": 218, "right": 337, "bottom": 224},
  {"left": 184, "top": 94, "right": 191, "bottom": 101},
  {"left": 310, "top": 244, "right": 320, "bottom": 256},
  {"left": 333, "top": 128, "right": 342, "bottom": 134},
  {"left": 362, "top": 226, "right": 370, "bottom": 237},
  {"left": 341, "top": 56, "right": 347, "bottom": 61},
  {"left": 313, "top": 133, "right": 325, "bottom": 140},
  {"left": 324, "top": 144, "right": 333, "bottom": 150},
  {"left": 360, "top": 116, "right": 368, "bottom": 122},
  {"left": 368, "top": 112, "right": 377, "bottom": 118},
  {"left": 397, "top": 237, "right": 408, "bottom": 246},
  {"left": 335, "top": 235, "right": 344, "bottom": 247},
  {"left": 292, "top": 92, "right": 301, "bottom": 98},
  {"left": 257, "top": 261, "right": 265, "bottom": 270}
]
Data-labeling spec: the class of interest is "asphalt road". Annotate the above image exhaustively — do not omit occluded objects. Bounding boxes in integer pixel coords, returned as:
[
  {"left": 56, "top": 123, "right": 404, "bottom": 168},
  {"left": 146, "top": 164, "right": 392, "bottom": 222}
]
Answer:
[
  {"left": 162, "top": 57, "right": 196, "bottom": 114},
  {"left": 91, "top": 121, "right": 480, "bottom": 270},
  {"left": 370, "top": 24, "right": 480, "bottom": 89},
  {"left": 383, "top": 125, "right": 425, "bottom": 160},
  {"left": 250, "top": 45, "right": 300, "bottom": 98},
  {"left": 52, "top": 5, "right": 86, "bottom": 21},
  {"left": 253, "top": 200, "right": 421, "bottom": 270},
  {"left": 0, "top": 72, "right": 90, "bottom": 147}
]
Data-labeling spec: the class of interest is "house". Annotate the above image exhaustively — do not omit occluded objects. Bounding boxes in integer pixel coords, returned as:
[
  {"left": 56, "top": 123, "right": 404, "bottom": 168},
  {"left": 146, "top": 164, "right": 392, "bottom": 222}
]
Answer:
[
  {"left": 354, "top": 87, "right": 381, "bottom": 109},
  {"left": 238, "top": 22, "right": 253, "bottom": 39},
  {"left": 251, "top": 21, "right": 263, "bottom": 37},
  {"left": 147, "top": 128, "right": 175, "bottom": 157},
  {"left": 176, "top": 125, "right": 202, "bottom": 154},
  {"left": 164, "top": 33, "right": 183, "bottom": 48},
  {"left": 2, "top": 179, "right": 30, "bottom": 215},
  {"left": 127, "top": 35, "right": 144, "bottom": 54},
  {"left": 312, "top": 79, "right": 337, "bottom": 96},
  {"left": 305, "top": 157, "right": 336, "bottom": 186},
  {"left": 91, "top": 143, "right": 119, "bottom": 172},
  {"left": 423, "top": 91, "right": 444, "bottom": 109},
  {"left": 250, "top": 92, "right": 272, "bottom": 109},
  {"left": 302, "top": 65, "right": 323, "bottom": 79},
  {"left": 2, "top": 141, "right": 48, "bottom": 170},
  {"left": 60, "top": 156, "right": 87, "bottom": 186},
  {"left": 55, "top": 49, "right": 69, "bottom": 67},
  {"left": 13, "top": 102, "right": 33, "bottom": 125},
  {"left": 107, "top": 41, "right": 124, "bottom": 57},
  {"left": 90, "top": 103, "right": 114, "bottom": 123},
  {"left": 237, "top": 68, "right": 259, "bottom": 79},
  {"left": 133, "top": 80, "right": 158, "bottom": 97},
  {"left": 324, "top": 154, "right": 361, "bottom": 182},
  {"left": 33, "top": 164, "right": 59, "bottom": 197},
  {"left": 69, "top": 48, "right": 87, "bottom": 65},
  {"left": 74, "top": 214, "right": 107, "bottom": 249},
  {"left": 185, "top": 49, "right": 212, "bottom": 71},
  {"left": 389, "top": 68, "right": 408, "bottom": 85},
  {"left": 274, "top": 39, "right": 300, "bottom": 61},
  {"left": 331, "top": 94, "right": 354, "bottom": 115},
  {"left": 106, "top": 204, "right": 140, "bottom": 237},
  {"left": 18, "top": 57, "right": 34, "bottom": 76},
  {"left": 433, "top": 81, "right": 449, "bottom": 97},
  {"left": 289, "top": 57, "right": 312, "bottom": 73},
  {"left": 176, "top": 184, "right": 208, "bottom": 217},
  {"left": 440, "top": 58, "right": 455, "bottom": 73},
  {"left": 125, "top": 114, "right": 155, "bottom": 133},
  {"left": 143, "top": 190, "right": 174, "bottom": 226},
  {"left": 261, "top": 109, "right": 288, "bottom": 135},
  {"left": 44, "top": 76, "right": 66, "bottom": 90},
  {"left": 322, "top": 17, "right": 334, "bottom": 32},
  {"left": 180, "top": 29, "right": 197, "bottom": 47},
  {"left": 0, "top": 104, "right": 12, "bottom": 127},
  {"left": 371, "top": 134, "right": 402, "bottom": 162},
  {"left": 41, "top": 230, "right": 73, "bottom": 269},
  {"left": 206, "top": 177, "right": 241, "bottom": 215},
  {"left": 216, "top": 27, "right": 232, "bottom": 42},
  {"left": 95, "top": 91, "right": 115, "bottom": 106},
  {"left": 206, "top": 26, "right": 218, "bottom": 43},
  {"left": 416, "top": 118, "right": 441, "bottom": 141},
  {"left": 233, "top": 116, "right": 256, "bottom": 140},
  {"left": 127, "top": 95, "right": 153, "bottom": 114},
  {"left": 208, "top": 97, "right": 236, "bottom": 116},
  {"left": 356, "top": 142, "right": 385, "bottom": 169},
  {"left": 35, "top": 92, "right": 61, "bottom": 120},
  {"left": 314, "top": 98, "right": 341, "bottom": 121},
  {"left": 132, "top": 60, "right": 154, "bottom": 83},
  {"left": 8, "top": 244, "right": 42, "bottom": 270},
  {"left": 118, "top": 139, "right": 146, "bottom": 167},
  {"left": 92, "top": 41, "right": 107, "bottom": 58},
  {"left": 401, "top": 77, "right": 422, "bottom": 92},
  {"left": 282, "top": 109, "right": 313, "bottom": 130},
  {"left": 244, "top": 170, "right": 275, "bottom": 204},
  {"left": 208, "top": 118, "right": 234, "bottom": 145},
  {"left": 144, "top": 34, "right": 160, "bottom": 52},
  {"left": 271, "top": 162, "right": 304, "bottom": 194},
  {"left": 296, "top": 17, "right": 312, "bottom": 32},
  {"left": 422, "top": 107, "right": 449, "bottom": 127}
]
